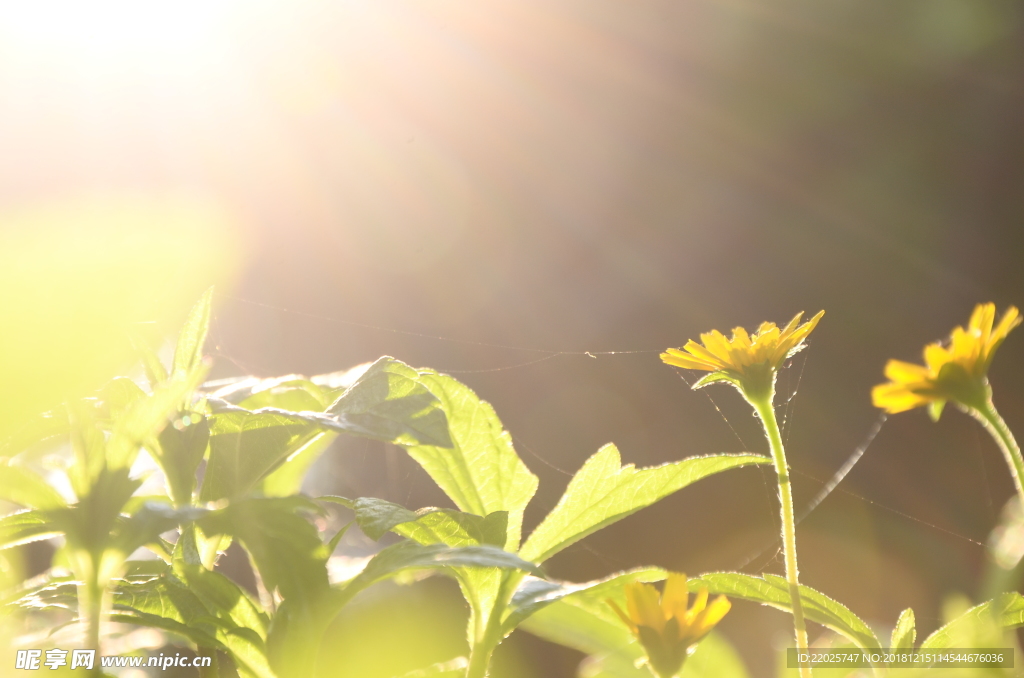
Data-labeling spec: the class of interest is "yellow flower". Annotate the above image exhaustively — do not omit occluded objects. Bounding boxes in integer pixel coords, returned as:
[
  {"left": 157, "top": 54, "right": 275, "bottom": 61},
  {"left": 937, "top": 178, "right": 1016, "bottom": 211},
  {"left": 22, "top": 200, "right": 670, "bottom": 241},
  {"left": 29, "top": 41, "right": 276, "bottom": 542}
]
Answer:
[
  {"left": 608, "top": 574, "right": 731, "bottom": 678},
  {"left": 661, "top": 311, "right": 824, "bottom": 401},
  {"left": 873, "top": 303, "right": 1020, "bottom": 419}
]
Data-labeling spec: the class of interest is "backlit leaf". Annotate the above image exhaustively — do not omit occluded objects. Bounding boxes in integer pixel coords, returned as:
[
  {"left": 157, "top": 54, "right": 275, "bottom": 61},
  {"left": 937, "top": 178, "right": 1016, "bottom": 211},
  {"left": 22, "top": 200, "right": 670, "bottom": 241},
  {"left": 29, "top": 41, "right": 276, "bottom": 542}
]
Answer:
[
  {"left": 695, "top": 572, "right": 880, "bottom": 651},
  {"left": 519, "top": 447, "right": 769, "bottom": 563}
]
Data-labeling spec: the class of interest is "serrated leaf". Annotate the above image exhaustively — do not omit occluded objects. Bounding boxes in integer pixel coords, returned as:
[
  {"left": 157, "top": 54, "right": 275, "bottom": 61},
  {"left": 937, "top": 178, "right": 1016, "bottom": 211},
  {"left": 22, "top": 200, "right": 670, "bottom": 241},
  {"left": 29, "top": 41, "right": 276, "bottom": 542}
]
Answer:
[
  {"left": 12, "top": 580, "right": 80, "bottom": 612},
  {"left": 172, "top": 287, "right": 214, "bottom": 380},
  {"left": 239, "top": 379, "right": 337, "bottom": 412},
  {"left": 200, "top": 497, "right": 329, "bottom": 602},
  {"left": 332, "top": 496, "right": 507, "bottom": 547},
  {"left": 519, "top": 447, "right": 769, "bottom": 563},
  {"left": 890, "top": 608, "right": 916, "bottom": 650},
  {"left": 0, "top": 510, "right": 60, "bottom": 549},
  {"left": 366, "top": 359, "right": 537, "bottom": 551},
  {"left": 201, "top": 411, "right": 320, "bottom": 501},
  {"left": 115, "top": 566, "right": 274, "bottom": 678},
  {"left": 692, "top": 372, "right": 739, "bottom": 390},
  {"left": 172, "top": 563, "right": 269, "bottom": 639},
  {"left": 336, "top": 541, "right": 541, "bottom": 608},
  {"left": 920, "top": 592, "right": 1024, "bottom": 649},
  {"left": 0, "top": 409, "right": 69, "bottom": 457},
  {"left": 109, "top": 610, "right": 222, "bottom": 649},
  {"left": 695, "top": 572, "right": 880, "bottom": 651},
  {"left": 327, "top": 357, "right": 452, "bottom": 448},
  {"left": 0, "top": 461, "right": 65, "bottom": 510}
]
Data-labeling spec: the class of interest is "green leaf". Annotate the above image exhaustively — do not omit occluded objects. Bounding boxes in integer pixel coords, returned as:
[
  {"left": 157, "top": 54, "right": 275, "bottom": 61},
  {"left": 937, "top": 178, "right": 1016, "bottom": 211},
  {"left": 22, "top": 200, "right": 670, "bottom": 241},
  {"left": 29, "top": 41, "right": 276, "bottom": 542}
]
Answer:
[
  {"left": 327, "top": 496, "right": 507, "bottom": 547},
  {"left": 106, "top": 373, "right": 201, "bottom": 471},
  {"left": 201, "top": 411, "right": 320, "bottom": 501},
  {"left": 239, "top": 379, "right": 338, "bottom": 412},
  {"left": 336, "top": 541, "right": 542, "bottom": 608},
  {"left": 130, "top": 334, "right": 169, "bottom": 388},
  {"left": 267, "top": 593, "right": 350, "bottom": 678},
  {"left": 370, "top": 360, "right": 537, "bottom": 550},
  {"left": 0, "top": 461, "right": 65, "bottom": 510},
  {"left": 111, "top": 503, "right": 207, "bottom": 557},
  {"left": 516, "top": 569, "right": 749, "bottom": 678},
  {"left": 172, "top": 563, "right": 269, "bottom": 639},
  {"left": 172, "top": 287, "right": 214, "bottom": 380},
  {"left": 11, "top": 579, "right": 80, "bottom": 612},
  {"left": 67, "top": 399, "right": 107, "bottom": 496},
  {"left": 695, "top": 572, "right": 880, "bottom": 651},
  {"left": 519, "top": 447, "right": 769, "bottom": 563},
  {"left": 327, "top": 357, "right": 452, "bottom": 448},
  {"left": 518, "top": 569, "right": 664, "bottom": 658},
  {"left": 579, "top": 633, "right": 749, "bottom": 678},
  {"left": 115, "top": 565, "right": 274, "bottom": 678},
  {"left": 503, "top": 568, "right": 665, "bottom": 636},
  {"left": 692, "top": 372, "right": 739, "bottom": 390},
  {"left": 258, "top": 431, "right": 338, "bottom": 498},
  {"left": 98, "top": 377, "right": 146, "bottom": 417},
  {"left": 154, "top": 415, "right": 210, "bottom": 505},
  {"left": 920, "top": 592, "right": 1024, "bottom": 649},
  {"left": 0, "top": 510, "right": 60, "bottom": 549},
  {"left": 890, "top": 608, "right": 916, "bottom": 650},
  {"left": 200, "top": 497, "right": 330, "bottom": 602}
]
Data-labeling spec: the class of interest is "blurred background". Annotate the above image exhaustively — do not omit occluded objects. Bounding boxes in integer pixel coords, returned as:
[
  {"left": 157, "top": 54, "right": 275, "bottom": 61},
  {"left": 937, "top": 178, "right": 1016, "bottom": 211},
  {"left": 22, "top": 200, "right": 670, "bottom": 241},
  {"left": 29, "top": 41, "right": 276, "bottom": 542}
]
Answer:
[{"left": 2, "top": 0, "right": 1023, "bottom": 675}]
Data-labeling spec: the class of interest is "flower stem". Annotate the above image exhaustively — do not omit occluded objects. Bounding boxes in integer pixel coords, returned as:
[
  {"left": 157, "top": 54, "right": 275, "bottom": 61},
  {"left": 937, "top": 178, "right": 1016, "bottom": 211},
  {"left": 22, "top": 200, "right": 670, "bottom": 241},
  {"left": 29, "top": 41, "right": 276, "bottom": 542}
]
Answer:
[
  {"left": 750, "top": 395, "right": 812, "bottom": 678},
  {"left": 971, "top": 399, "right": 1024, "bottom": 508}
]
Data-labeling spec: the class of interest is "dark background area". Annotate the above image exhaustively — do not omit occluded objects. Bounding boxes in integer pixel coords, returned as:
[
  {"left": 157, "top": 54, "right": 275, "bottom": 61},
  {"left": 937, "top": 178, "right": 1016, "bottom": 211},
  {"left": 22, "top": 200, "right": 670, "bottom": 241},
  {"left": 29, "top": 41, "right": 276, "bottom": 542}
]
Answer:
[{"left": 2, "top": 0, "right": 1023, "bottom": 675}]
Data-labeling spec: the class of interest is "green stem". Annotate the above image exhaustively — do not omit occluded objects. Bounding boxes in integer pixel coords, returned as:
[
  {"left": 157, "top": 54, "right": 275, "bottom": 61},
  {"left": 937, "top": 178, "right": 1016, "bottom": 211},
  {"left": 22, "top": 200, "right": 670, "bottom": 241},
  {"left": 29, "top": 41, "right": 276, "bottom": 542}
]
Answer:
[
  {"left": 750, "top": 395, "right": 812, "bottom": 678},
  {"left": 971, "top": 399, "right": 1024, "bottom": 508},
  {"left": 465, "top": 573, "right": 520, "bottom": 678},
  {"left": 81, "top": 575, "right": 104, "bottom": 678}
]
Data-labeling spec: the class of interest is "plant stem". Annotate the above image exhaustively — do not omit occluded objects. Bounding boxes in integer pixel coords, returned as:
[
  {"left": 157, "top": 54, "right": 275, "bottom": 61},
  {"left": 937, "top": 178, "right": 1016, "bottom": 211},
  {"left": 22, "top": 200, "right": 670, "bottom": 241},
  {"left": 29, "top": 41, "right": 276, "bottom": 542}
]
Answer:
[
  {"left": 971, "top": 399, "right": 1024, "bottom": 508},
  {"left": 750, "top": 395, "right": 812, "bottom": 678},
  {"left": 465, "top": 573, "right": 520, "bottom": 678},
  {"left": 81, "top": 575, "right": 104, "bottom": 678}
]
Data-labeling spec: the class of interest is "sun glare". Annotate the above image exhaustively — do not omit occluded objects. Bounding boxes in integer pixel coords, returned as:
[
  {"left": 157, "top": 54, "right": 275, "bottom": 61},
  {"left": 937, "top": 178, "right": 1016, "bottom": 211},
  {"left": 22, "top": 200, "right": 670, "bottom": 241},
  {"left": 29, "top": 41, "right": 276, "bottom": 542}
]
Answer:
[{"left": 0, "top": 0, "right": 241, "bottom": 77}]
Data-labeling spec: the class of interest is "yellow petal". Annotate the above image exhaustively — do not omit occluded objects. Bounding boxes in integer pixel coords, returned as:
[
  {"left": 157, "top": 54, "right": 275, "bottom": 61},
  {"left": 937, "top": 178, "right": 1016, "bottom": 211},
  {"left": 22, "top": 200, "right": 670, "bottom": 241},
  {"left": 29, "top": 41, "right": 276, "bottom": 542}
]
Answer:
[
  {"left": 686, "top": 588, "right": 709, "bottom": 621},
  {"left": 922, "top": 344, "right": 950, "bottom": 373},
  {"left": 626, "top": 582, "right": 666, "bottom": 633},
  {"left": 872, "top": 383, "right": 930, "bottom": 413},
  {"left": 884, "top": 359, "right": 930, "bottom": 383},
  {"left": 662, "top": 573, "right": 689, "bottom": 618},
  {"left": 781, "top": 311, "right": 805, "bottom": 336},
  {"left": 661, "top": 350, "right": 716, "bottom": 371},
  {"left": 993, "top": 306, "right": 1021, "bottom": 341},
  {"left": 969, "top": 303, "right": 995, "bottom": 337},
  {"left": 681, "top": 341, "right": 728, "bottom": 370},
  {"left": 688, "top": 595, "right": 731, "bottom": 641},
  {"left": 731, "top": 326, "right": 752, "bottom": 349},
  {"left": 701, "top": 330, "right": 733, "bottom": 362}
]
